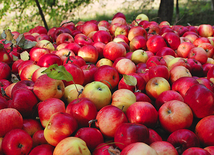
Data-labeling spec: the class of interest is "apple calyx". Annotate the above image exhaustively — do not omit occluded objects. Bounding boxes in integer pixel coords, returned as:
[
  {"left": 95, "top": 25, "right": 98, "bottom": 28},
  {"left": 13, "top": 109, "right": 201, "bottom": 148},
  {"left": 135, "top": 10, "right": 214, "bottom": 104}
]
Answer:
[
  {"left": 18, "top": 143, "right": 24, "bottom": 149},
  {"left": 108, "top": 146, "right": 121, "bottom": 155}
]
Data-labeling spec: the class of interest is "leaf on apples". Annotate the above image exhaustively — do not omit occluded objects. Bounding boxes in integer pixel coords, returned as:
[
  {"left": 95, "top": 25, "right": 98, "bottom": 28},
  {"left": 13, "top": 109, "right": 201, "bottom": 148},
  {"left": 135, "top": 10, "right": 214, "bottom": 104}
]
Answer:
[
  {"left": 1, "top": 30, "right": 16, "bottom": 45},
  {"left": 20, "top": 51, "right": 30, "bottom": 61},
  {"left": 16, "top": 34, "right": 37, "bottom": 49},
  {"left": 123, "top": 74, "right": 137, "bottom": 86},
  {"left": 23, "top": 40, "right": 37, "bottom": 49},
  {"left": 42, "top": 64, "right": 73, "bottom": 82}
]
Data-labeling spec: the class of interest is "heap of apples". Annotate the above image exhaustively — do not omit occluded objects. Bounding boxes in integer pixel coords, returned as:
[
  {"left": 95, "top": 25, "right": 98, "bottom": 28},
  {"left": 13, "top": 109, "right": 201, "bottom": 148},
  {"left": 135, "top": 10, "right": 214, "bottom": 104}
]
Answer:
[{"left": 1, "top": 11, "right": 214, "bottom": 155}]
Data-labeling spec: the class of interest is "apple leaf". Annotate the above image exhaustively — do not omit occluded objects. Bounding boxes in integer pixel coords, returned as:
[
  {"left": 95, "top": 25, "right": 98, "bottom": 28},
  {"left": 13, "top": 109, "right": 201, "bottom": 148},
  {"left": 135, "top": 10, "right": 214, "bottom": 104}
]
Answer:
[
  {"left": 23, "top": 40, "right": 37, "bottom": 49},
  {"left": 123, "top": 74, "right": 137, "bottom": 86},
  {"left": 20, "top": 51, "right": 30, "bottom": 61},
  {"left": 42, "top": 64, "right": 73, "bottom": 82},
  {"left": 16, "top": 34, "right": 26, "bottom": 47},
  {"left": 16, "top": 34, "right": 37, "bottom": 49},
  {"left": 1, "top": 30, "right": 16, "bottom": 45}
]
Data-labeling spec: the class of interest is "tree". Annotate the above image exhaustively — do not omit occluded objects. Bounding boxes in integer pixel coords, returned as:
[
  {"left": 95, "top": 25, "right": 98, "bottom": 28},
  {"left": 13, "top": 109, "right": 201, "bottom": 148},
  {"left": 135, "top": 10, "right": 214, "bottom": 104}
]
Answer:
[
  {"left": 0, "top": 0, "right": 93, "bottom": 32},
  {"left": 158, "top": 0, "right": 174, "bottom": 24}
]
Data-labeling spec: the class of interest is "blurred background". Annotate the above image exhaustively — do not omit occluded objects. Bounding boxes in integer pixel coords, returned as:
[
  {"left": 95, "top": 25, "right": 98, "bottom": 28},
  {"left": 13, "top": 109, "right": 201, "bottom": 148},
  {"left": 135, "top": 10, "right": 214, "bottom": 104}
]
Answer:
[{"left": 0, "top": 0, "right": 213, "bottom": 33}]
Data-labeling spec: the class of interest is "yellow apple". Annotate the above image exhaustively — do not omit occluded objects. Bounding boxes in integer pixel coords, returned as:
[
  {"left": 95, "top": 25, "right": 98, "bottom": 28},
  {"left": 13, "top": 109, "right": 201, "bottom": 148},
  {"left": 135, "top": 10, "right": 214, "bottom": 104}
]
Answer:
[{"left": 63, "top": 84, "right": 84, "bottom": 104}]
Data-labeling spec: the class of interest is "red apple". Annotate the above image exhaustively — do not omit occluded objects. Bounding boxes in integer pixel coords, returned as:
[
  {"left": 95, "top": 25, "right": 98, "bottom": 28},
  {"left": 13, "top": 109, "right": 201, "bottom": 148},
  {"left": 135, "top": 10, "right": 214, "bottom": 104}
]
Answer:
[
  {"left": 155, "top": 90, "right": 184, "bottom": 110},
  {"left": 81, "top": 64, "right": 98, "bottom": 85},
  {"left": 128, "top": 26, "right": 147, "bottom": 41},
  {"left": 64, "top": 42, "right": 81, "bottom": 55},
  {"left": 158, "top": 100, "right": 193, "bottom": 133},
  {"left": 29, "top": 144, "right": 54, "bottom": 155},
  {"left": 176, "top": 42, "right": 195, "bottom": 58},
  {"left": 29, "top": 47, "right": 50, "bottom": 62},
  {"left": 169, "top": 65, "right": 192, "bottom": 83},
  {"left": 146, "top": 35, "right": 167, "bottom": 54},
  {"left": 44, "top": 112, "right": 78, "bottom": 146},
  {"left": 184, "top": 84, "right": 214, "bottom": 118},
  {"left": 33, "top": 74, "right": 65, "bottom": 101},
  {"left": 134, "top": 92, "right": 152, "bottom": 103},
  {"left": 56, "top": 33, "right": 74, "bottom": 45},
  {"left": 114, "top": 58, "right": 136, "bottom": 75},
  {"left": 148, "top": 128, "right": 163, "bottom": 145},
  {"left": 198, "top": 42, "right": 214, "bottom": 58},
  {"left": 78, "top": 45, "right": 99, "bottom": 64},
  {"left": 94, "top": 65, "right": 120, "bottom": 90},
  {"left": 75, "top": 127, "right": 104, "bottom": 151},
  {"left": 2, "top": 129, "right": 32, "bottom": 154},
  {"left": 37, "top": 53, "right": 63, "bottom": 67},
  {"left": 150, "top": 141, "right": 179, "bottom": 155},
  {"left": 195, "top": 115, "right": 214, "bottom": 146},
  {"left": 0, "top": 62, "right": 11, "bottom": 79},
  {"left": 171, "top": 77, "right": 199, "bottom": 98},
  {"left": 95, "top": 105, "right": 128, "bottom": 138},
  {"left": 156, "top": 46, "right": 176, "bottom": 57},
  {"left": 146, "top": 55, "right": 167, "bottom": 68},
  {"left": 82, "top": 21, "right": 99, "bottom": 36},
  {"left": 114, "top": 123, "right": 149, "bottom": 150},
  {"left": 129, "top": 35, "right": 147, "bottom": 51},
  {"left": 148, "top": 64, "right": 169, "bottom": 80},
  {"left": 65, "top": 97, "right": 97, "bottom": 128},
  {"left": 126, "top": 101, "right": 158, "bottom": 128},
  {"left": 74, "top": 33, "right": 93, "bottom": 46},
  {"left": 196, "top": 77, "right": 214, "bottom": 92},
  {"left": 103, "top": 41, "right": 126, "bottom": 61},
  {"left": 32, "top": 130, "right": 48, "bottom": 147},
  {"left": 167, "top": 129, "right": 200, "bottom": 155},
  {"left": 162, "top": 32, "right": 181, "bottom": 50},
  {"left": 37, "top": 98, "right": 66, "bottom": 128},
  {"left": 188, "top": 47, "right": 208, "bottom": 64},
  {"left": 187, "top": 58, "right": 204, "bottom": 77},
  {"left": 182, "top": 147, "right": 211, "bottom": 155},
  {"left": 11, "top": 80, "right": 35, "bottom": 96},
  {"left": 22, "top": 119, "right": 43, "bottom": 137},
  {"left": 198, "top": 24, "right": 214, "bottom": 37}
]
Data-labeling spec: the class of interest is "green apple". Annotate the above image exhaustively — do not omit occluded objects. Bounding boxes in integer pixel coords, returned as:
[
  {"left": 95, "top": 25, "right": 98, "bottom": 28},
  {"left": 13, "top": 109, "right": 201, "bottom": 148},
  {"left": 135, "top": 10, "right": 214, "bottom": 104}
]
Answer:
[
  {"left": 80, "top": 81, "right": 112, "bottom": 110},
  {"left": 131, "top": 49, "right": 149, "bottom": 64}
]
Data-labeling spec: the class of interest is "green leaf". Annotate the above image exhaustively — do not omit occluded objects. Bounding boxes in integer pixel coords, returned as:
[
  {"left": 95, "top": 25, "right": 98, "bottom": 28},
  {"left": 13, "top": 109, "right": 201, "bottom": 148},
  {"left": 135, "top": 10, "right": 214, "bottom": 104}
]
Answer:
[
  {"left": 123, "top": 74, "right": 137, "bottom": 86},
  {"left": 42, "top": 64, "right": 73, "bottom": 82},
  {"left": 23, "top": 40, "right": 37, "bottom": 49},
  {"left": 16, "top": 34, "right": 26, "bottom": 47}
]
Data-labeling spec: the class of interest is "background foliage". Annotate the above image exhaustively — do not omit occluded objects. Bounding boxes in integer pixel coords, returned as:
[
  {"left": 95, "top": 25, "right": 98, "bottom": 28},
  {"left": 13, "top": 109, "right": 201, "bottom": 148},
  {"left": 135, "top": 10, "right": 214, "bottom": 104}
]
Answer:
[{"left": 0, "top": 0, "right": 214, "bottom": 33}]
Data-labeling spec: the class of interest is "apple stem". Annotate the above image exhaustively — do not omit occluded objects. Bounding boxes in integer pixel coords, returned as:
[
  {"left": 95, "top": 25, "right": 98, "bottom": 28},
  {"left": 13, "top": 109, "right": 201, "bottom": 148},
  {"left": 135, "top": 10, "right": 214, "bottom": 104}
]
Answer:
[
  {"left": 65, "top": 52, "right": 73, "bottom": 64},
  {"left": 150, "top": 60, "right": 158, "bottom": 66},
  {"left": 1, "top": 88, "right": 9, "bottom": 99},
  {"left": 88, "top": 119, "right": 97, "bottom": 128}
]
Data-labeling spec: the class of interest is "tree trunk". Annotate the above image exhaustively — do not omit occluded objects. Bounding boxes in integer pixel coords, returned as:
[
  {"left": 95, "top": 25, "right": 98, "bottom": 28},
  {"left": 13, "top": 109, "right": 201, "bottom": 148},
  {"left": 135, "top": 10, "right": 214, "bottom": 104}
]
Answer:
[
  {"left": 211, "top": 0, "right": 214, "bottom": 11},
  {"left": 35, "top": 0, "right": 49, "bottom": 31},
  {"left": 158, "top": 0, "right": 174, "bottom": 24}
]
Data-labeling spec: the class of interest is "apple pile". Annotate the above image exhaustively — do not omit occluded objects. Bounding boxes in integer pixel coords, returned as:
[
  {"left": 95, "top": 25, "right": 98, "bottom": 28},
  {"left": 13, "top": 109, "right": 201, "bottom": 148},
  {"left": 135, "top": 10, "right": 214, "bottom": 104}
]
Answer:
[{"left": 1, "top": 12, "right": 214, "bottom": 155}]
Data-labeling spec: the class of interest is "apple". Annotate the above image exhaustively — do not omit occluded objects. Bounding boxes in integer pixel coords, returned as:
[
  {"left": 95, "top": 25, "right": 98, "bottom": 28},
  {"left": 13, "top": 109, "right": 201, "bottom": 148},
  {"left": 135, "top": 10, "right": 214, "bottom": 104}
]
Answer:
[
  {"left": 134, "top": 92, "right": 152, "bottom": 103},
  {"left": 37, "top": 53, "right": 63, "bottom": 67},
  {"left": 98, "top": 20, "right": 110, "bottom": 28},
  {"left": 0, "top": 47, "right": 12, "bottom": 64},
  {"left": 128, "top": 26, "right": 147, "bottom": 41},
  {"left": 184, "top": 33, "right": 199, "bottom": 43},
  {"left": 115, "top": 34, "right": 129, "bottom": 44},
  {"left": 32, "top": 130, "right": 48, "bottom": 147},
  {"left": 31, "top": 67, "right": 47, "bottom": 82},
  {"left": 184, "top": 84, "right": 214, "bottom": 118},
  {"left": 94, "top": 65, "right": 120, "bottom": 90},
  {"left": 120, "top": 142, "right": 158, "bottom": 155},
  {"left": 75, "top": 127, "right": 104, "bottom": 151},
  {"left": 56, "top": 33, "right": 74, "bottom": 45},
  {"left": 114, "top": 123, "right": 149, "bottom": 150},
  {"left": 207, "top": 65, "right": 214, "bottom": 84},
  {"left": 62, "top": 84, "right": 84, "bottom": 104},
  {"left": 11, "top": 80, "right": 35, "bottom": 97},
  {"left": 92, "top": 41, "right": 106, "bottom": 59},
  {"left": 187, "top": 58, "right": 204, "bottom": 77},
  {"left": 155, "top": 90, "right": 184, "bottom": 110},
  {"left": 114, "top": 58, "right": 136, "bottom": 75},
  {"left": 111, "top": 17, "right": 127, "bottom": 26},
  {"left": 145, "top": 77, "right": 171, "bottom": 99},
  {"left": 148, "top": 128, "right": 163, "bottom": 145},
  {"left": 80, "top": 81, "right": 112, "bottom": 110},
  {"left": 150, "top": 141, "right": 179, "bottom": 155},
  {"left": 78, "top": 45, "right": 99, "bottom": 64},
  {"left": 0, "top": 62, "right": 11, "bottom": 79},
  {"left": 159, "top": 100, "right": 193, "bottom": 133},
  {"left": 171, "top": 77, "right": 199, "bottom": 98},
  {"left": 118, "top": 73, "right": 146, "bottom": 92},
  {"left": 146, "top": 35, "right": 167, "bottom": 54},
  {"left": 111, "top": 89, "right": 136, "bottom": 112},
  {"left": 65, "top": 97, "right": 97, "bottom": 128},
  {"left": 92, "top": 142, "right": 120, "bottom": 155},
  {"left": 167, "top": 57, "right": 191, "bottom": 71},
  {"left": 81, "top": 64, "right": 98, "bottom": 85},
  {"left": 169, "top": 66, "right": 192, "bottom": 84},
  {"left": 29, "top": 144, "right": 54, "bottom": 155},
  {"left": 131, "top": 49, "right": 148, "bottom": 64},
  {"left": 63, "top": 63, "right": 85, "bottom": 86},
  {"left": 18, "top": 60, "right": 35, "bottom": 75},
  {"left": 53, "top": 137, "right": 91, "bottom": 155},
  {"left": 9, "top": 88, "right": 39, "bottom": 118},
  {"left": 156, "top": 46, "right": 176, "bottom": 57},
  {"left": 96, "top": 57, "right": 113, "bottom": 67},
  {"left": 19, "top": 64, "right": 40, "bottom": 81},
  {"left": 204, "top": 146, "right": 214, "bottom": 155},
  {"left": 103, "top": 41, "right": 126, "bottom": 61},
  {"left": 195, "top": 115, "right": 214, "bottom": 146},
  {"left": 63, "top": 55, "right": 86, "bottom": 67},
  {"left": 188, "top": 47, "right": 208, "bottom": 64},
  {"left": 36, "top": 33, "right": 52, "bottom": 42},
  {"left": 29, "top": 25, "right": 47, "bottom": 34},
  {"left": 2, "top": 129, "right": 33, "bottom": 155},
  {"left": 136, "top": 13, "right": 149, "bottom": 21},
  {"left": 0, "top": 96, "right": 8, "bottom": 110},
  {"left": 95, "top": 105, "right": 128, "bottom": 138},
  {"left": 167, "top": 129, "right": 200, "bottom": 155},
  {"left": 196, "top": 77, "right": 214, "bottom": 92},
  {"left": 37, "top": 98, "right": 66, "bottom": 128},
  {"left": 182, "top": 147, "right": 211, "bottom": 155},
  {"left": 193, "top": 37, "right": 211, "bottom": 47},
  {"left": 54, "top": 48, "right": 75, "bottom": 62},
  {"left": 198, "top": 24, "right": 214, "bottom": 37},
  {"left": 44, "top": 112, "right": 78, "bottom": 146},
  {"left": 33, "top": 74, "right": 65, "bottom": 101},
  {"left": 29, "top": 47, "right": 50, "bottom": 63},
  {"left": 11, "top": 59, "right": 24, "bottom": 73},
  {"left": 64, "top": 42, "right": 81, "bottom": 55},
  {"left": 162, "top": 32, "right": 181, "bottom": 50},
  {"left": 146, "top": 55, "right": 167, "bottom": 68},
  {"left": 198, "top": 42, "right": 214, "bottom": 58},
  {"left": 0, "top": 108, "right": 23, "bottom": 137},
  {"left": 129, "top": 35, "right": 147, "bottom": 52},
  {"left": 74, "top": 33, "right": 93, "bottom": 46},
  {"left": 148, "top": 64, "right": 169, "bottom": 80},
  {"left": 82, "top": 21, "right": 99, "bottom": 36},
  {"left": 126, "top": 101, "right": 158, "bottom": 128},
  {"left": 36, "top": 40, "right": 55, "bottom": 52},
  {"left": 22, "top": 119, "right": 43, "bottom": 137}
]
